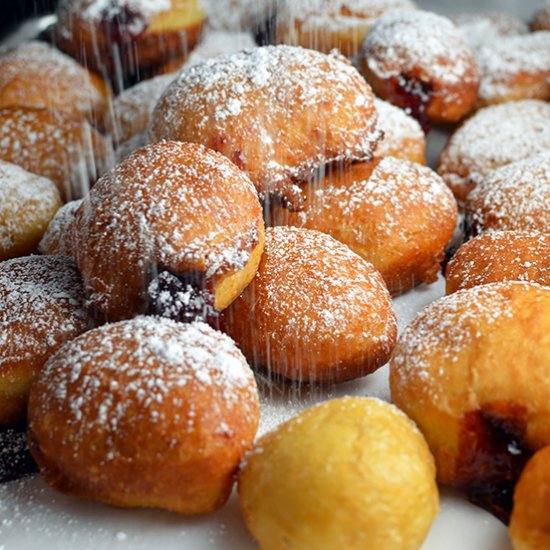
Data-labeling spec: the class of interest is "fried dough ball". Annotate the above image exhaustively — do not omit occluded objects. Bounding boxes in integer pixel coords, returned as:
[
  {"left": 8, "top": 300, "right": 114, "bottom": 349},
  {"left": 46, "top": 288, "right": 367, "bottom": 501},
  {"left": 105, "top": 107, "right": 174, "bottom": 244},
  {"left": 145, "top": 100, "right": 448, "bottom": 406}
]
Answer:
[
  {"left": 224, "top": 226, "right": 397, "bottom": 383},
  {"left": 509, "top": 446, "right": 550, "bottom": 550},
  {"left": 238, "top": 397, "right": 439, "bottom": 550},
  {"left": 150, "top": 45, "right": 381, "bottom": 209},
  {"left": 390, "top": 282, "right": 550, "bottom": 522},
  {"left": 475, "top": 32, "right": 550, "bottom": 107},
  {"left": 374, "top": 98, "right": 425, "bottom": 164},
  {"left": 55, "top": 0, "right": 205, "bottom": 77},
  {"left": 532, "top": 2, "right": 550, "bottom": 31},
  {"left": 446, "top": 231, "right": 550, "bottom": 294},
  {"left": 74, "top": 140, "right": 265, "bottom": 322},
  {"left": 28, "top": 317, "right": 259, "bottom": 514},
  {"left": 270, "top": 157, "right": 456, "bottom": 295},
  {"left": 38, "top": 199, "right": 82, "bottom": 257},
  {"left": 0, "top": 255, "right": 92, "bottom": 426},
  {"left": 360, "top": 10, "right": 479, "bottom": 127},
  {"left": 0, "top": 41, "right": 109, "bottom": 125},
  {"left": 465, "top": 151, "right": 550, "bottom": 235},
  {"left": 438, "top": 100, "right": 550, "bottom": 203},
  {"left": 0, "top": 106, "right": 112, "bottom": 202},
  {"left": 275, "top": 0, "right": 417, "bottom": 57},
  {"left": 0, "top": 161, "right": 61, "bottom": 261}
]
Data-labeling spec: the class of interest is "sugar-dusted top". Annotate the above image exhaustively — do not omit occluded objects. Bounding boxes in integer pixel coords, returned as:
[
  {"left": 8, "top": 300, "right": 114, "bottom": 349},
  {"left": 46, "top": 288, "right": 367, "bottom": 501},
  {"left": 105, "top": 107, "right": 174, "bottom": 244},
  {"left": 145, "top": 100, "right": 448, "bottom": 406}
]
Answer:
[
  {"left": 466, "top": 151, "right": 550, "bottom": 233},
  {"left": 363, "top": 9, "right": 477, "bottom": 85},
  {"left": 58, "top": 0, "right": 172, "bottom": 21}
]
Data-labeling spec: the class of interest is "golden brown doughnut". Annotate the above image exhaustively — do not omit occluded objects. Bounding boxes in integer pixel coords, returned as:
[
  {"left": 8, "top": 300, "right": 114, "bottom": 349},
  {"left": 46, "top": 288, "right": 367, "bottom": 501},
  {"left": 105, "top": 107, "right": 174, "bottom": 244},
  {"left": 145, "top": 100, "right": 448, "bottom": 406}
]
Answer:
[
  {"left": 150, "top": 45, "right": 381, "bottom": 209},
  {"left": 0, "top": 255, "right": 93, "bottom": 426},
  {"left": 54, "top": 0, "right": 205, "bottom": 77},
  {"left": 374, "top": 98, "right": 426, "bottom": 164},
  {"left": 532, "top": 2, "right": 550, "bottom": 31},
  {"left": 275, "top": 0, "right": 417, "bottom": 57},
  {"left": 270, "top": 157, "right": 457, "bottom": 295},
  {"left": 0, "top": 41, "right": 110, "bottom": 125},
  {"left": 38, "top": 199, "right": 82, "bottom": 257},
  {"left": 0, "top": 106, "right": 113, "bottom": 202},
  {"left": 0, "top": 161, "right": 61, "bottom": 261},
  {"left": 390, "top": 282, "right": 550, "bottom": 522},
  {"left": 465, "top": 151, "right": 550, "bottom": 235},
  {"left": 445, "top": 231, "right": 550, "bottom": 294},
  {"left": 438, "top": 100, "right": 550, "bottom": 203},
  {"left": 360, "top": 10, "right": 479, "bottom": 127},
  {"left": 238, "top": 397, "right": 438, "bottom": 550},
  {"left": 224, "top": 226, "right": 397, "bottom": 383},
  {"left": 509, "top": 446, "right": 550, "bottom": 550},
  {"left": 74, "top": 140, "right": 265, "bottom": 322},
  {"left": 28, "top": 317, "right": 259, "bottom": 514},
  {"left": 475, "top": 32, "right": 550, "bottom": 107}
]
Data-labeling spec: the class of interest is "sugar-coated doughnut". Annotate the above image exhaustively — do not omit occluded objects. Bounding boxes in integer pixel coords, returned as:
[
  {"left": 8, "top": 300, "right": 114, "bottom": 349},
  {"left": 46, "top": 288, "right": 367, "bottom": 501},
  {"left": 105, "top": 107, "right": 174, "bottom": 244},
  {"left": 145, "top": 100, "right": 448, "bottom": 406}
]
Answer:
[
  {"left": 465, "top": 151, "right": 550, "bottom": 235},
  {"left": 0, "top": 255, "right": 92, "bottom": 426},
  {"left": 475, "top": 32, "right": 550, "bottom": 107},
  {"left": 238, "top": 397, "right": 438, "bottom": 550},
  {"left": 360, "top": 10, "right": 479, "bottom": 127},
  {"left": 271, "top": 157, "right": 457, "bottom": 295},
  {"left": 38, "top": 199, "right": 82, "bottom": 257},
  {"left": 150, "top": 45, "right": 381, "bottom": 209},
  {"left": 0, "top": 106, "right": 112, "bottom": 202},
  {"left": 532, "top": 2, "right": 550, "bottom": 31},
  {"left": 276, "top": 0, "right": 417, "bottom": 57},
  {"left": 75, "top": 141, "right": 265, "bottom": 322},
  {"left": 28, "top": 317, "right": 259, "bottom": 514},
  {"left": 390, "top": 282, "right": 550, "bottom": 522},
  {"left": 374, "top": 98, "right": 425, "bottom": 164},
  {"left": 0, "top": 161, "right": 61, "bottom": 261},
  {"left": 509, "top": 446, "right": 550, "bottom": 550},
  {"left": 55, "top": 0, "right": 205, "bottom": 77},
  {"left": 438, "top": 100, "right": 550, "bottom": 203},
  {"left": 446, "top": 231, "right": 550, "bottom": 294},
  {"left": 224, "top": 226, "right": 397, "bottom": 383}
]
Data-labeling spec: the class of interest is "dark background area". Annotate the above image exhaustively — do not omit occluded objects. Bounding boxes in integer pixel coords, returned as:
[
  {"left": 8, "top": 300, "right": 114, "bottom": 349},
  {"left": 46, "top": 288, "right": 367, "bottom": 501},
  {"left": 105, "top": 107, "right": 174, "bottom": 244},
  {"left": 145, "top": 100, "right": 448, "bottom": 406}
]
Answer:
[{"left": 0, "top": 1, "right": 58, "bottom": 39}]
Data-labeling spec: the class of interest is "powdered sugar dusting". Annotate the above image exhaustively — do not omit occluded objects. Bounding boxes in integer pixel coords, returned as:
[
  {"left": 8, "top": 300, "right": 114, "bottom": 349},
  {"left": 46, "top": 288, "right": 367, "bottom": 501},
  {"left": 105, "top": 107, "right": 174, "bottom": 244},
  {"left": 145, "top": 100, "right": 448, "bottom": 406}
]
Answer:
[
  {"left": 201, "top": 0, "right": 276, "bottom": 31},
  {"left": 74, "top": 0, "right": 171, "bottom": 20},
  {"left": 38, "top": 199, "right": 82, "bottom": 257}
]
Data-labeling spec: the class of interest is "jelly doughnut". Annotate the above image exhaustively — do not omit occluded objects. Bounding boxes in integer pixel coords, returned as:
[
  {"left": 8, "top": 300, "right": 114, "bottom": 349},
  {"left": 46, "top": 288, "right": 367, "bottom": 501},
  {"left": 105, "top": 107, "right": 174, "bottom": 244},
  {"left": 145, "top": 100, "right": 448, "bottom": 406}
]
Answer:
[
  {"left": 0, "top": 161, "right": 61, "bottom": 261},
  {"left": 150, "top": 45, "right": 381, "bottom": 209},
  {"left": 224, "top": 226, "right": 397, "bottom": 383},
  {"left": 38, "top": 199, "right": 82, "bottom": 258},
  {"left": 28, "top": 317, "right": 259, "bottom": 514},
  {"left": 270, "top": 157, "right": 457, "bottom": 295},
  {"left": 74, "top": 140, "right": 265, "bottom": 322},
  {"left": 438, "top": 100, "right": 550, "bottom": 203},
  {"left": 360, "top": 10, "right": 479, "bottom": 127},
  {"left": 239, "top": 397, "right": 438, "bottom": 550},
  {"left": 0, "top": 255, "right": 92, "bottom": 426},
  {"left": 446, "top": 231, "right": 550, "bottom": 294},
  {"left": 390, "top": 282, "right": 550, "bottom": 521}
]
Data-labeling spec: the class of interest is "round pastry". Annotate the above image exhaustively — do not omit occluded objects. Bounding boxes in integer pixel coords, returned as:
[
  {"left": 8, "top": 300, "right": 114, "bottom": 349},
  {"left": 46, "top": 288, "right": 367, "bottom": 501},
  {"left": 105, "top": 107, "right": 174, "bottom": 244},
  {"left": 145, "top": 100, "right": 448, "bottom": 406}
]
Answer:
[
  {"left": 150, "top": 45, "right": 381, "bottom": 210},
  {"left": 452, "top": 11, "right": 528, "bottom": 49},
  {"left": 509, "top": 446, "right": 550, "bottom": 550},
  {"left": 532, "top": 2, "right": 550, "bottom": 31},
  {"left": 224, "top": 226, "right": 397, "bottom": 383},
  {"left": 238, "top": 397, "right": 439, "bottom": 550},
  {"left": 0, "top": 106, "right": 112, "bottom": 202},
  {"left": 0, "top": 41, "right": 109, "bottom": 125},
  {"left": 270, "top": 157, "right": 457, "bottom": 296},
  {"left": 74, "top": 140, "right": 265, "bottom": 322},
  {"left": 38, "top": 199, "right": 82, "bottom": 257},
  {"left": 475, "top": 32, "right": 550, "bottom": 107},
  {"left": 465, "top": 151, "right": 550, "bottom": 235},
  {"left": 390, "top": 282, "right": 550, "bottom": 522},
  {"left": 438, "top": 100, "right": 550, "bottom": 203},
  {"left": 360, "top": 10, "right": 479, "bottom": 128},
  {"left": 0, "top": 161, "right": 62, "bottom": 261},
  {"left": 27, "top": 317, "right": 260, "bottom": 514},
  {"left": 0, "top": 255, "right": 92, "bottom": 426},
  {"left": 275, "top": 0, "right": 417, "bottom": 57},
  {"left": 55, "top": 0, "right": 205, "bottom": 78},
  {"left": 445, "top": 231, "right": 550, "bottom": 294},
  {"left": 373, "top": 98, "right": 425, "bottom": 164}
]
